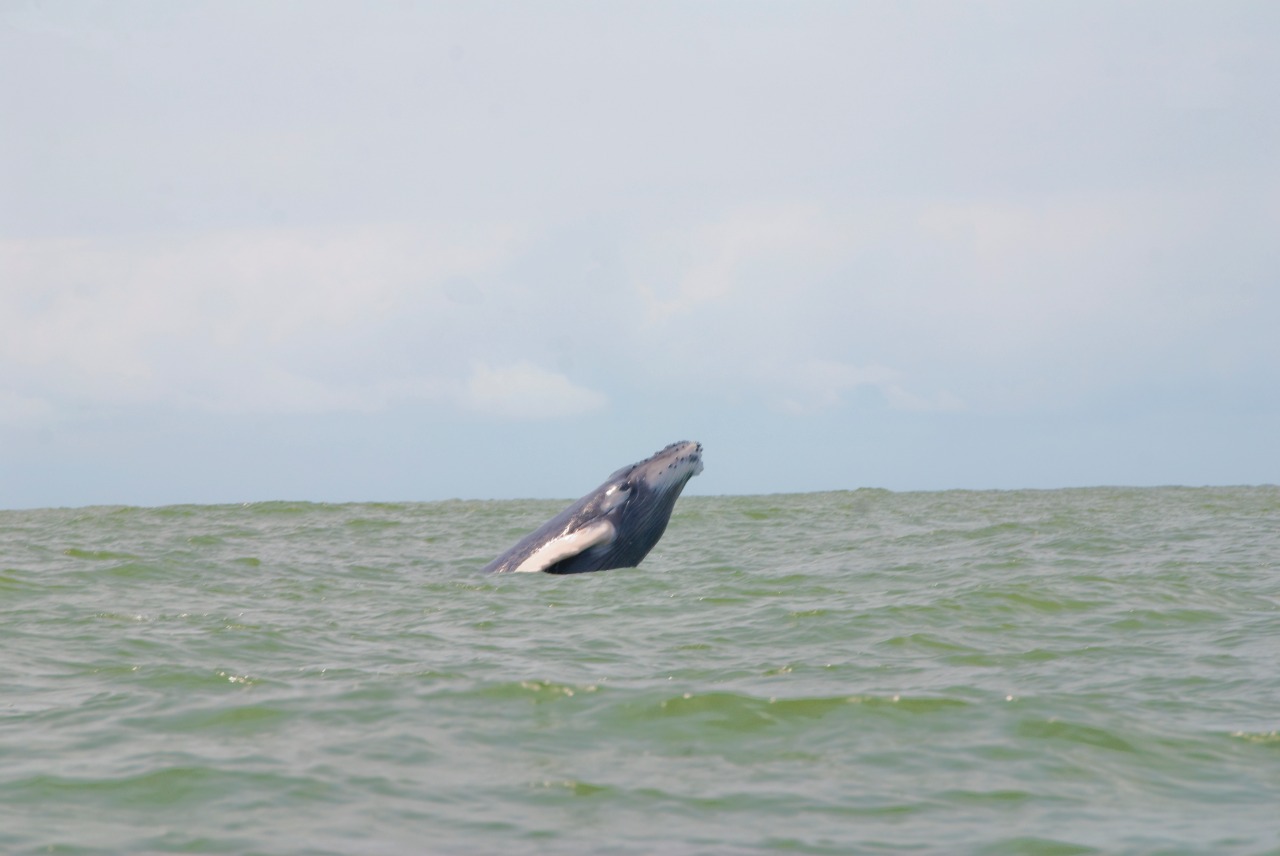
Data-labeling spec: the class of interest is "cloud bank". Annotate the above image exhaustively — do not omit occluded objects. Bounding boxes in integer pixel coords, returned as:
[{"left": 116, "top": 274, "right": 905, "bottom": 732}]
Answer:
[{"left": 2, "top": 2, "right": 1277, "bottom": 504}]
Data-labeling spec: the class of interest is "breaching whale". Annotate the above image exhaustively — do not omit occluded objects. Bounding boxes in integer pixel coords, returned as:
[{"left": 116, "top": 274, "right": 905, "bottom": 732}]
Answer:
[{"left": 483, "top": 440, "right": 704, "bottom": 574}]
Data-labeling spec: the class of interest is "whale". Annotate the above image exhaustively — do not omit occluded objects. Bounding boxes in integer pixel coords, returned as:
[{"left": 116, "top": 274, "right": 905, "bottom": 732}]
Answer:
[{"left": 483, "top": 440, "right": 704, "bottom": 574}]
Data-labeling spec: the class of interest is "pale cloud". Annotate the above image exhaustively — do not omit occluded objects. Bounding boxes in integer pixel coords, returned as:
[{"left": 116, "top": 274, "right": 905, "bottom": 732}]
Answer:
[
  {"left": 883, "top": 386, "right": 967, "bottom": 414},
  {"left": 620, "top": 184, "right": 1274, "bottom": 416},
  {"left": 635, "top": 205, "right": 846, "bottom": 322},
  {"left": 774, "top": 360, "right": 964, "bottom": 415},
  {"left": 0, "top": 223, "right": 524, "bottom": 413},
  {"left": 906, "top": 185, "right": 1268, "bottom": 392},
  {"left": 170, "top": 370, "right": 454, "bottom": 416},
  {"left": 462, "top": 361, "right": 607, "bottom": 420},
  {"left": 0, "top": 390, "right": 55, "bottom": 427}
]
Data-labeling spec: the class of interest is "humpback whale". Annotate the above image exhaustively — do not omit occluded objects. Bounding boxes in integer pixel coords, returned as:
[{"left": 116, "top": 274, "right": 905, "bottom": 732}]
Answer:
[{"left": 483, "top": 441, "right": 704, "bottom": 574}]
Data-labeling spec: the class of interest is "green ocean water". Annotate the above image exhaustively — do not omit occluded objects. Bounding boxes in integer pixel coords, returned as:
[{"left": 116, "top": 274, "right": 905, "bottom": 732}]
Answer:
[{"left": 3, "top": 487, "right": 1279, "bottom": 855}]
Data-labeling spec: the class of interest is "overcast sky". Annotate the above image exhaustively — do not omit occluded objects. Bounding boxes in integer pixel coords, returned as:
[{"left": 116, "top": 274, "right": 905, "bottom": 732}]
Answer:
[{"left": 2, "top": 1, "right": 1278, "bottom": 509}]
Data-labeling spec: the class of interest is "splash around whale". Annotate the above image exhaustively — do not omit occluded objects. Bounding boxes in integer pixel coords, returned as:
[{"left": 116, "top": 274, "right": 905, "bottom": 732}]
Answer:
[{"left": 482, "top": 441, "right": 704, "bottom": 574}]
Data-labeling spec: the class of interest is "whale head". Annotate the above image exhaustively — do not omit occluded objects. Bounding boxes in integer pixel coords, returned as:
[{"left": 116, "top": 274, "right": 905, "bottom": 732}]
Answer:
[{"left": 603, "top": 440, "right": 704, "bottom": 501}]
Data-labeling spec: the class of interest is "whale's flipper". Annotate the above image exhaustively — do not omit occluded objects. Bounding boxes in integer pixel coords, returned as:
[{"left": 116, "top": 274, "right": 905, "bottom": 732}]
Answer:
[{"left": 511, "top": 519, "right": 616, "bottom": 574}]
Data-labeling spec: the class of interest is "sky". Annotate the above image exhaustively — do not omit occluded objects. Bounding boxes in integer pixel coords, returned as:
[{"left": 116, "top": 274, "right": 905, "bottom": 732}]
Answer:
[{"left": 2, "top": 1, "right": 1278, "bottom": 509}]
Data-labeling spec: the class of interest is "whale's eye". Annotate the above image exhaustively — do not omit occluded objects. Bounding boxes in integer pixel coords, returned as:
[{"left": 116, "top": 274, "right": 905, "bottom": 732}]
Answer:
[{"left": 601, "top": 482, "right": 632, "bottom": 512}]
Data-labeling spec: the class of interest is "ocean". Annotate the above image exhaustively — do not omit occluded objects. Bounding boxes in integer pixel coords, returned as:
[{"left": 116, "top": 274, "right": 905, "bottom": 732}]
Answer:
[{"left": 2, "top": 487, "right": 1279, "bottom": 855}]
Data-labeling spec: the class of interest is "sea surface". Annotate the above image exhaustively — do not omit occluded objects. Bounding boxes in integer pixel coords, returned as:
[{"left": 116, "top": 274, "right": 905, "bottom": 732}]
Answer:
[{"left": 3, "top": 487, "right": 1279, "bottom": 855}]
